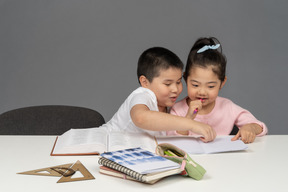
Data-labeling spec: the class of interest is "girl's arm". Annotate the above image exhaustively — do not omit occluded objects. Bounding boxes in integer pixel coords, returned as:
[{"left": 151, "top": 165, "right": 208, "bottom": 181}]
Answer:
[
  {"left": 171, "top": 99, "right": 202, "bottom": 136},
  {"left": 185, "top": 99, "right": 202, "bottom": 119},
  {"left": 231, "top": 123, "right": 263, "bottom": 143},
  {"left": 228, "top": 99, "right": 268, "bottom": 143},
  {"left": 130, "top": 104, "right": 216, "bottom": 142}
]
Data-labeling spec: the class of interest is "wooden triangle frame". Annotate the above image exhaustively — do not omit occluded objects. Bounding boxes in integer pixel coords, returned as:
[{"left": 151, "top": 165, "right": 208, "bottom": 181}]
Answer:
[
  {"left": 18, "top": 163, "right": 74, "bottom": 177},
  {"left": 57, "top": 160, "right": 95, "bottom": 183},
  {"left": 18, "top": 160, "right": 95, "bottom": 183}
]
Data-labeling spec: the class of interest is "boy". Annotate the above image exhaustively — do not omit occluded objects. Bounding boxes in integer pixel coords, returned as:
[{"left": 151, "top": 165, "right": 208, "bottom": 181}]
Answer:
[{"left": 102, "top": 47, "right": 216, "bottom": 142}]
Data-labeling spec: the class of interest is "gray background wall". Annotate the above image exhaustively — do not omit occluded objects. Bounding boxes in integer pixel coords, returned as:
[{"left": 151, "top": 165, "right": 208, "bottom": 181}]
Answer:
[{"left": 1, "top": 0, "right": 287, "bottom": 134}]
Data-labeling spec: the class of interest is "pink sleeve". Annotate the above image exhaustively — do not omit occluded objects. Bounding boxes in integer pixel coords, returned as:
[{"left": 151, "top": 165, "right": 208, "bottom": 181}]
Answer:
[
  {"left": 166, "top": 106, "right": 181, "bottom": 136},
  {"left": 232, "top": 107, "right": 268, "bottom": 136},
  {"left": 167, "top": 99, "right": 197, "bottom": 136},
  {"left": 169, "top": 99, "right": 189, "bottom": 117},
  {"left": 170, "top": 107, "right": 177, "bottom": 116}
]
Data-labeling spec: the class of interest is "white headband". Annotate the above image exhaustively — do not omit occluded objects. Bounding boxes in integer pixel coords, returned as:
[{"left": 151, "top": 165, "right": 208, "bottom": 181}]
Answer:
[{"left": 197, "top": 44, "right": 220, "bottom": 53}]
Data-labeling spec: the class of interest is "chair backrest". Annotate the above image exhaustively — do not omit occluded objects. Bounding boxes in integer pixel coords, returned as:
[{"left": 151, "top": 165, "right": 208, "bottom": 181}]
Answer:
[
  {"left": 229, "top": 125, "right": 239, "bottom": 135},
  {"left": 0, "top": 105, "right": 105, "bottom": 135}
]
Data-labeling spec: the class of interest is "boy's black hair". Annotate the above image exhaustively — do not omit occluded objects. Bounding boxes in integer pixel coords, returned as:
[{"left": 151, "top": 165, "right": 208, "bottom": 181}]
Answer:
[
  {"left": 184, "top": 37, "right": 227, "bottom": 82},
  {"left": 137, "top": 47, "right": 184, "bottom": 83}
]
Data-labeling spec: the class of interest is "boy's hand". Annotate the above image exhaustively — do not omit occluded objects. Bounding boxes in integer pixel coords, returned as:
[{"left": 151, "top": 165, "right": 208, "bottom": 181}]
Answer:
[
  {"left": 186, "top": 100, "right": 202, "bottom": 119},
  {"left": 231, "top": 123, "right": 262, "bottom": 143},
  {"left": 193, "top": 121, "right": 216, "bottom": 142}
]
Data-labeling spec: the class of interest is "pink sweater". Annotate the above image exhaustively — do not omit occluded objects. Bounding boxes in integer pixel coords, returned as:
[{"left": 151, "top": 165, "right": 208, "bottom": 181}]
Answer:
[{"left": 168, "top": 97, "right": 268, "bottom": 136}]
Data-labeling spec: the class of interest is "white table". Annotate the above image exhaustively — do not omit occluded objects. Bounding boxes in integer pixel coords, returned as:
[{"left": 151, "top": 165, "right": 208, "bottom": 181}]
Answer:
[{"left": 1, "top": 135, "right": 287, "bottom": 192}]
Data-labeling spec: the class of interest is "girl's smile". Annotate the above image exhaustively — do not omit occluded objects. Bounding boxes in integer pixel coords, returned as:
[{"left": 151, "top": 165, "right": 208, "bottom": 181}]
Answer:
[{"left": 186, "top": 66, "right": 226, "bottom": 114}]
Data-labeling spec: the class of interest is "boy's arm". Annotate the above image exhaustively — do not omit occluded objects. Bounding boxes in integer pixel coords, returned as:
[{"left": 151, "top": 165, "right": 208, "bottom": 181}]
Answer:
[
  {"left": 170, "top": 100, "right": 202, "bottom": 136},
  {"left": 130, "top": 104, "right": 216, "bottom": 142},
  {"left": 170, "top": 106, "right": 189, "bottom": 136}
]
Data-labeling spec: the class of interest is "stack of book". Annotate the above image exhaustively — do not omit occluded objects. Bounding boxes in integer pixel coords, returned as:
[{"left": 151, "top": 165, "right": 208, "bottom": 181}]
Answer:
[{"left": 98, "top": 147, "right": 182, "bottom": 184}]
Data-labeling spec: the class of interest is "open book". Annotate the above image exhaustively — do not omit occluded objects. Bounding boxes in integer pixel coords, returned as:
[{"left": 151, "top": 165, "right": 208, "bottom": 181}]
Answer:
[
  {"left": 50, "top": 127, "right": 247, "bottom": 156},
  {"left": 51, "top": 127, "right": 157, "bottom": 155}
]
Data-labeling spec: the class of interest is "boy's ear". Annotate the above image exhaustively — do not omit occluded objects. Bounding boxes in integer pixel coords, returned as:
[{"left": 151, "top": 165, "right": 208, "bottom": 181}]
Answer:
[
  {"left": 139, "top": 75, "right": 150, "bottom": 88},
  {"left": 220, "top": 76, "right": 227, "bottom": 89}
]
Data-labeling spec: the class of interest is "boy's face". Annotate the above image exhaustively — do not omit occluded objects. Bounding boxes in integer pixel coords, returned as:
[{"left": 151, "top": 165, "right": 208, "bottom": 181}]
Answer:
[
  {"left": 186, "top": 66, "right": 226, "bottom": 113},
  {"left": 143, "top": 67, "right": 183, "bottom": 112}
]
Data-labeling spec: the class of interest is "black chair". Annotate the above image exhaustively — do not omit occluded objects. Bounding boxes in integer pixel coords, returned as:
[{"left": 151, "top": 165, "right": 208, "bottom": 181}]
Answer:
[
  {"left": 0, "top": 105, "right": 105, "bottom": 135},
  {"left": 229, "top": 125, "right": 239, "bottom": 135}
]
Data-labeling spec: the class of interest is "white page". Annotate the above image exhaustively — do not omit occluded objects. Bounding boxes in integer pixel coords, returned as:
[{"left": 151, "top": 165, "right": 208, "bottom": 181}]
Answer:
[
  {"left": 157, "top": 136, "right": 204, "bottom": 154},
  {"left": 52, "top": 127, "right": 108, "bottom": 154},
  {"left": 157, "top": 136, "right": 247, "bottom": 154},
  {"left": 200, "top": 136, "right": 248, "bottom": 154},
  {"left": 108, "top": 132, "right": 156, "bottom": 152}
]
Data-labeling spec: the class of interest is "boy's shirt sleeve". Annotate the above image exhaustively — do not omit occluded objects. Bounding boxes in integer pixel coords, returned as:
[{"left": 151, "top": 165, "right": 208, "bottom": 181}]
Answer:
[{"left": 129, "top": 88, "right": 158, "bottom": 112}]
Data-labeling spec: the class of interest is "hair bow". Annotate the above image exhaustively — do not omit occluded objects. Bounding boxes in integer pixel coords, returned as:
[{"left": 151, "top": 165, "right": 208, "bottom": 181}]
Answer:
[{"left": 197, "top": 44, "right": 220, "bottom": 53}]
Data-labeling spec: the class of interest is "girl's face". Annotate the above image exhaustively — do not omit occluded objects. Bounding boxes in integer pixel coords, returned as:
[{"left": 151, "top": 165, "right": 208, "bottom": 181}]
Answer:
[{"left": 186, "top": 66, "right": 226, "bottom": 113}]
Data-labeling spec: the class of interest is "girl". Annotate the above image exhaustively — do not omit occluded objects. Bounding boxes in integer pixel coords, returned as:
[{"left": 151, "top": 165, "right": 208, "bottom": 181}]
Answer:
[{"left": 168, "top": 37, "right": 267, "bottom": 143}]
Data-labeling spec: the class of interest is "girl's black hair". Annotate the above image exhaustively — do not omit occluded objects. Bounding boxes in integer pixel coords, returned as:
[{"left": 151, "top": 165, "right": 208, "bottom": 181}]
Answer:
[{"left": 184, "top": 37, "right": 226, "bottom": 82}]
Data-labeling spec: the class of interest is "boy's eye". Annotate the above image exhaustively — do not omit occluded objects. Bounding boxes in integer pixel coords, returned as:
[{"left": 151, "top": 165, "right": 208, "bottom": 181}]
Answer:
[
  {"left": 208, "top": 86, "right": 215, "bottom": 89},
  {"left": 192, "top": 84, "right": 198, "bottom": 87}
]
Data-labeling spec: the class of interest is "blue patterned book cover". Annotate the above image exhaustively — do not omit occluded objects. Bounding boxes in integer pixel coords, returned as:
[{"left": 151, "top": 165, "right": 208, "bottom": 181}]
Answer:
[{"left": 100, "top": 147, "right": 180, "bottom": 174}]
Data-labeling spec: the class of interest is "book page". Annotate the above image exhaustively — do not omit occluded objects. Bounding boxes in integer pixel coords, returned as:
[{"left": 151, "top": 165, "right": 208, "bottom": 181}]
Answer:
[
  {"left": 200, "top": 136, "right": 248, "bottom": 154},
  {"left": 52, "top": 127, "right": 109, "bottom": 154},
  {"left": 157, "top": 136, "right": 204, "bottom": 154},
  {"left": 108, "top": 132, "right": 156, "bottom": 152},
  {"left": 156, "top": 136, "right": 247, "bottom": 154}
]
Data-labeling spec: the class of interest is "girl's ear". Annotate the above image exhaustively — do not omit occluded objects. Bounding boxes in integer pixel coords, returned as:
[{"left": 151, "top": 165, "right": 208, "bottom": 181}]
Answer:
[
  {"left": 220, "top": 76, "right": 227, "bottom": 89},
  {"left": 139, "top": 75, "right": 150, "bottom": 88}
]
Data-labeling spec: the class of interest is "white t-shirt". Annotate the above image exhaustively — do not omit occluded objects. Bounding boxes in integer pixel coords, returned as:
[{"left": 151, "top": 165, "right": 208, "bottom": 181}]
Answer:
[{"left": 101, "top": 87, "right": 166, "bottom": 136}]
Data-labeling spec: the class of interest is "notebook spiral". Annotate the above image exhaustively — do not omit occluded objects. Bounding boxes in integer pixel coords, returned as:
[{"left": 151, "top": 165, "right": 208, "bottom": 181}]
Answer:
[{"left": 98, "top": 157, "right": 145, "bottom": 182}]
